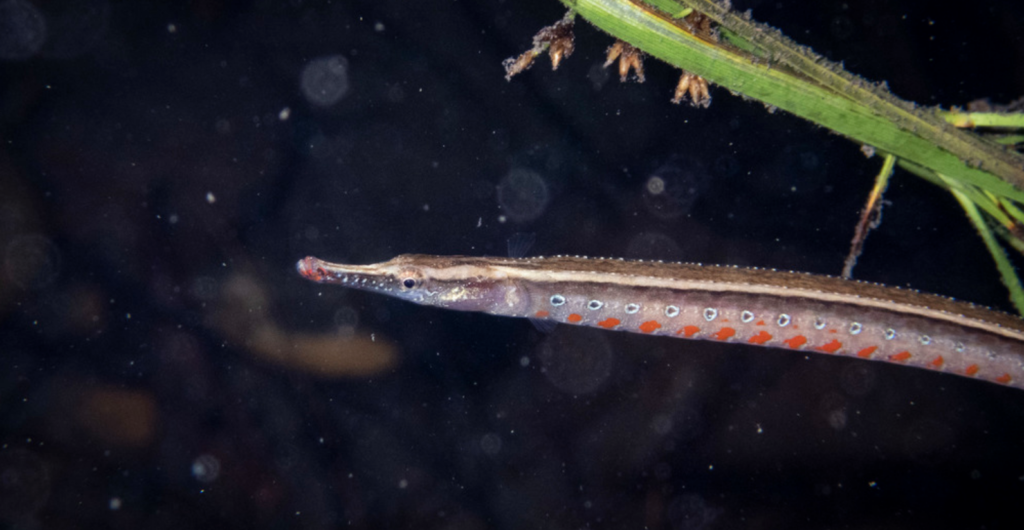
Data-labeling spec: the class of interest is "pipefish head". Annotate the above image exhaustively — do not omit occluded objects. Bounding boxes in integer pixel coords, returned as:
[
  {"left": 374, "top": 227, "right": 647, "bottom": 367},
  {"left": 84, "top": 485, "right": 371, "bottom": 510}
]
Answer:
[{"left": 297, "top": 254, "right": 527, "bottom": 313}]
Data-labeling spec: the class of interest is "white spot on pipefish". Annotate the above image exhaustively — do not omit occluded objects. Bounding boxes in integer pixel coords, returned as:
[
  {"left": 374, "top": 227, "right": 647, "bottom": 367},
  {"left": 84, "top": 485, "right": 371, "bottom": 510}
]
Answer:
[
  {"left": 625, "top": 303, "right": 641, "bottom": 314},
  {"left": 550, "top": 294, "right": 566, "bottom": 306},
  {"left": 703, "top": 308, "right": 717, "bottom": 321},
  {"left": 587, "top": 300, "right": 604, "bottom": 311},
  {"left": 664, "top": 305, "right": 680, "bottom": 318},
  {"left": 777, "top": 314, "right": 791, "bottom": 327},
  {"left": 813, "top": 317, "right": 827, "bottom": 330},
  {"left": 884, "top": 328, "right": 897, "bottom": 340},
  {"left": 919, "top": 335, "right": 932, "bottom": 346},
  {"left": 849, "top": 322, "right": 862, "bottom": 335},
  {"left": 740, "top": 310, "right": 754, "bottom": 323}
]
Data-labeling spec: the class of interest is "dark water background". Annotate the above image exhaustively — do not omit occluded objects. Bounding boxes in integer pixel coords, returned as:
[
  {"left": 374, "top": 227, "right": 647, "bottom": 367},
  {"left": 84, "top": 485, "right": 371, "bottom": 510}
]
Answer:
[{"left": 2, "top": 0, "right": 1024, "bottom": 528}]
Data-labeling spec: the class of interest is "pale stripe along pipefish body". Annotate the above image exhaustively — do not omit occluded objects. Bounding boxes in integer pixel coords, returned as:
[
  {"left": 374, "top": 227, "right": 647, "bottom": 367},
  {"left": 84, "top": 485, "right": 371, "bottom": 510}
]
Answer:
[{"left": 296, "top": 254, "right": 1024, "bottom": 390}]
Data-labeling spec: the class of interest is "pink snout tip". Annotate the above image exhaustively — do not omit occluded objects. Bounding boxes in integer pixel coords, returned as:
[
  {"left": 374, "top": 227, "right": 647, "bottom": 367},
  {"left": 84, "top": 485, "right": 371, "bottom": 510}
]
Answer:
[{"left": 296, "top": 256, "right": 328, "bottom": 282}]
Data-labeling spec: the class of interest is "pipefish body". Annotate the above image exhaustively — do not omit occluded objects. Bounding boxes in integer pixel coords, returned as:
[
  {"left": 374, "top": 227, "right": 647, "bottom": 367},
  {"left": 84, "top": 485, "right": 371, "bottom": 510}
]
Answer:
[{"left": 297, "top": 254, "right": 1024, "bottom": 391}]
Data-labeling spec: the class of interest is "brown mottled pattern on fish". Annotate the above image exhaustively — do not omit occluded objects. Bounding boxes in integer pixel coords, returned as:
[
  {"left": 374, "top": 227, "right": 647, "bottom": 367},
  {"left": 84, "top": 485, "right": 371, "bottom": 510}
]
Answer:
[{"left": 297, "top": 254, "right": 1024, "bottom": 390}]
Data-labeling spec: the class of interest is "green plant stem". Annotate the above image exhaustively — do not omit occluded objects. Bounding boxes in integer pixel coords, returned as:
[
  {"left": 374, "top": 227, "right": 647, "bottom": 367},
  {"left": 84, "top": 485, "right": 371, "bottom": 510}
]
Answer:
[
  {"left": 558, "top": 0, "right": 1024, "bottom": 203},
  {"left": 949, "top": 186, "right": 1024, "bottom": 314}
]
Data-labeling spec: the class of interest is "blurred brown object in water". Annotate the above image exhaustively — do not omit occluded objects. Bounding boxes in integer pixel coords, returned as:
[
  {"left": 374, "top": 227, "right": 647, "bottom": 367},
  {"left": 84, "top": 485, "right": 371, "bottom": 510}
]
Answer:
[{"left": 212, "top": 274, "right": 398, "bottom": 378}]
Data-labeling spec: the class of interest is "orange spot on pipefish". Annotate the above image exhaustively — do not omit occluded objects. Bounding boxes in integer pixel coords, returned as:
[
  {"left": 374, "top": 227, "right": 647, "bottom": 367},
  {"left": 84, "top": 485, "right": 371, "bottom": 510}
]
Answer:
[
  {"left": 747, "top": 330, "right": 772, "bottom": 345},
  {"left": 996, "top": 373, "right": 1012, "bottom": 384},
  {"left": 783, "top": 335, "right": 807, "bottom": 349},
  {"left": 890, "top": 351, "right": 912, "bottom": 362},
  {"left": 639, "top": 320, "right": 662, "bottom": 334},
  {"left": 929, "top": 355, "right": 944, "bottom": 368},
  {"left": 965, "top": 364, "right": 980, "bottom": 376},
  {"left": 856, "top": 346, "right": 877, "bottom": 358},
  {"left": 755, "top": 320, "right": 766, "bottom": 326},
  {"left": 680, "top": 325, "right": 700, "bottom": 338},
  {"left": 713, "top": 327, "right": 736, "bottom": 341},
  {"left": 816, "top": 339, "right": 842, "bottom": 354},
  {"left": 535, "top": 310, "right": 550, "bottom": 318},
  {"left": 567, "top": 313, "right": 583, "bottom": 323}
]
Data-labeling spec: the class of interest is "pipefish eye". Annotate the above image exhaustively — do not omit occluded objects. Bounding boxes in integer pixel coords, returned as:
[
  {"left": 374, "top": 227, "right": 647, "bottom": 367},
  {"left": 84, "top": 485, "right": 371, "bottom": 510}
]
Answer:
[{"left": 397, "top": 269, "right": 423, "bottom": 289}]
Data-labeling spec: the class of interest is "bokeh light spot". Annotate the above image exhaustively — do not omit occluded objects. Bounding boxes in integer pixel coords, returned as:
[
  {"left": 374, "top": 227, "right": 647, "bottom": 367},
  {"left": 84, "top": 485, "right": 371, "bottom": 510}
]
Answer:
[{"left": 301, "top": 55, "right": 351, "bottom": 107}]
